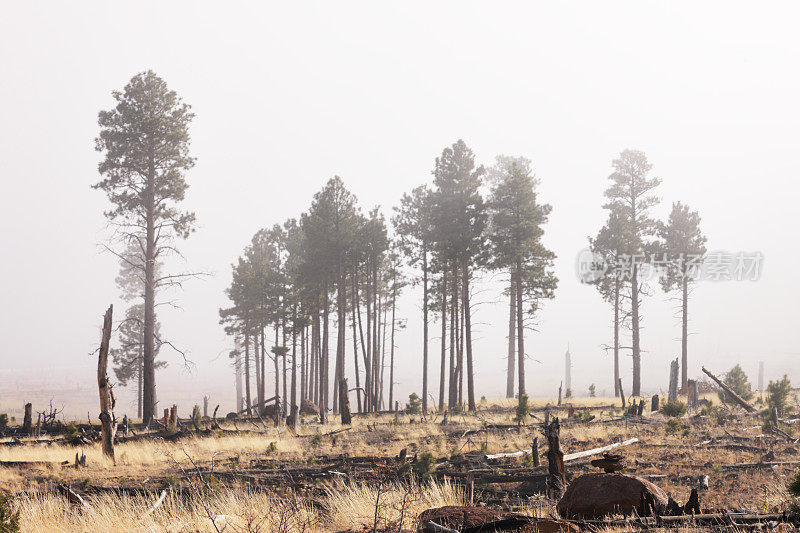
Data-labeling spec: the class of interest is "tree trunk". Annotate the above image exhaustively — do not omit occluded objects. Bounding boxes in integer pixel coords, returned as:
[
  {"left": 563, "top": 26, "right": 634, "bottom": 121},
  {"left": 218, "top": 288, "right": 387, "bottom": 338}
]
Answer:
[
  {"left": 321, "top": 281, "right": 329, "bottom": 423},
  {"left": 274, "top": 325, "right": 280, "bottom": 426},
  {"left": 681, "top": 274, "right": 688, "bottom": 390},
  {"left": 388, "top": 267, "right": 397, "bottom": 410},
  {"left": 438, "top": 273, "right": 447, "bottom": 412},
  {"left": 506, "top": 278, "right": 516, "bottom": 398},
  {"left": 254, "top": 328, "right": 262, "bottom": 414},
  {"left": 631, "top": 262, "right": 641, "bottom": 397},
  {"left": 300, "top": 326, "right": 306, "bottom": 402},
  {"left": 613, "top": 276, "right": 620, "bottom": 397},
  {"left": 137, "top": 341, "right": 143, "bottom": 419},
  {"left": 462, "top": 260, "right": 475, "bottom": 411},
  {"left": 142, "top": 161, "right": 156, "bottom": 424},
  {"left": 339, "top": 378, "right": 351, "bottom": 425},
  {"left": 421, "top": 246, "right": 429, "bottom": 414},
  {"left": 291, "top": 305, "right": 298, "bottom": 425},
  {"left": 448, "top": 264, "right": 458, "bottom": 410},
  {"left": 244, "top": 330, "right": 252, "bottom": 416},
  {"left": 97, "top": 304, "right": 116, "bottom": 462},
  {"left": 516, "top": 263, "right": 525, "bottom": 398},
  {"left": 351, "top": 269, "right": 363, "bottom": 413}
]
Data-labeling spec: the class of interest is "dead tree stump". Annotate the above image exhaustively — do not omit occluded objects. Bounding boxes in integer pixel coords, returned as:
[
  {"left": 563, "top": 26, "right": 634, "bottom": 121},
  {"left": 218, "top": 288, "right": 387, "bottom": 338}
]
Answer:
[
  {"left": 651, "top": 394, "right": 660, "bottom": 412},
  {"left": 23, "top": 403, "right": 32, "bottom": 435},
  {"left": 668, "top": 358, "right": 679, "bottom": 403},
  {"left": 532, "top": 436, "right": 540, "bottom": 467},
  {"left": 339, "top": 379, "right": 352, "bottom": 425},
  {"left": 203, "top": 396, "right": 209, "bottom": 418},
  {"left": 687, "top": 379, "right": 698, "bottom": 410},
  {"left": 544, "top": 417, "right": 565, "bottom": 499},
  {"left": 97, "top": 304, "right": 116, "bottom": 462}
]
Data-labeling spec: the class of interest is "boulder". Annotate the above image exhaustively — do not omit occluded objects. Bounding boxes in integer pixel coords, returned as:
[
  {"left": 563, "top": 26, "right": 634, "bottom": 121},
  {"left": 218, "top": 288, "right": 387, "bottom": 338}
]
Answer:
[
  {"left": 300, "top": 398, "right": 320, "bottom": 416},
  {"left": 556, "top": 473, "right": 668, "bottom": 519}
]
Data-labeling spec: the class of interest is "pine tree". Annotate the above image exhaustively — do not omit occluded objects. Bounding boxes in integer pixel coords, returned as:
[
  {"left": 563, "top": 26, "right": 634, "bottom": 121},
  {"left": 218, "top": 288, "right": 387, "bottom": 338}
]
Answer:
[
  {"left": 94, "top": 71, "right": 197, "bottom": 424},
  {"left": 487, "top": 156, "right": 557, "bottom": 404},
  {"left": 602, "top": 150, "right": 661, "bottom": 397},
  {"left": 658, "top": 202, "right": 707, "bottom": 390}
]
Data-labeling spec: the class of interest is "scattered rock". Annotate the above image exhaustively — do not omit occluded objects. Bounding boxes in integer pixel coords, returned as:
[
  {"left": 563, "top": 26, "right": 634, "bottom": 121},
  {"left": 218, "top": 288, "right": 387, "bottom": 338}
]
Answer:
[{"left": 557, "top": 473, "right": 668, "bottom": 519}]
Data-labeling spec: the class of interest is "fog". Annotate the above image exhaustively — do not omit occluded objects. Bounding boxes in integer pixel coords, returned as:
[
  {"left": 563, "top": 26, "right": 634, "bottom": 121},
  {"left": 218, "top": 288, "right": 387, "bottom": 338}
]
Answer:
[{"left": 1, "top": 2, "right": 798, "bottom": 417}]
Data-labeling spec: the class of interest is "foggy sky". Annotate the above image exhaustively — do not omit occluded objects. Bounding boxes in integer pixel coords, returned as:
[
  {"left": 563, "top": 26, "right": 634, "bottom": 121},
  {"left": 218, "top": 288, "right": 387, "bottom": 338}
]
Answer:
[{"left": 1, "top": 2, "right": 798, "bottom": 416}]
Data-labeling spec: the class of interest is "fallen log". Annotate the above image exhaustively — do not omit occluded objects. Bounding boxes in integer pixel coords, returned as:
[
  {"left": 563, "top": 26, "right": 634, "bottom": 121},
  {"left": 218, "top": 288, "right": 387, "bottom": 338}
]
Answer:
[
  {"left": 702, "top": 366, "right": 756, "bottom": 413},
  {"left": 486, "top": 437, "right": 638, "bottom": 461}
]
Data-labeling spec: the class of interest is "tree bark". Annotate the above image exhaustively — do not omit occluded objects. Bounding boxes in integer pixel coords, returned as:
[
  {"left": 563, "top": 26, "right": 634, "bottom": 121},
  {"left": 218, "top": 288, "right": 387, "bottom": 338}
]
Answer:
[{"left": 97, "top": 304, "right": 116, "bottom": 462}]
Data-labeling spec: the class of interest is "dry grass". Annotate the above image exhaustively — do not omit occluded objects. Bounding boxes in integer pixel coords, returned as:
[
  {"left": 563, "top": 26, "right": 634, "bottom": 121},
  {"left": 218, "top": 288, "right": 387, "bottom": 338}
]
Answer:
[{"left": 14, "top": 480, "right": 464, "bottom": 532}]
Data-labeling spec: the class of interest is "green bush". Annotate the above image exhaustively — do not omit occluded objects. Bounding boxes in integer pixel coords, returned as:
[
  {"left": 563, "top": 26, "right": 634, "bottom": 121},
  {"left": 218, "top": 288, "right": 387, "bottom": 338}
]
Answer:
[
  {"left": 405, "top": 393, "right": 421, "bottom": 415},
  {"left": 665, "top": 418, "right": 682, "bottom": 435},
  {"left": 414, "top": 451, "right": 436, "bottom": 477},
  {"left": 661, "top": 400, "right": 687, "bottom": 418},
  {"left": 768, "top": 375, "right": 793, "bottom": 416},
  {"left": 0, "top": 415, "right": 8, "bottom": 429},
  {"left": 789, "top": 469, "right": 800, "bottom": 497},
  {"left": 719, "top": 364, "right": 754, "bottom": 404}
]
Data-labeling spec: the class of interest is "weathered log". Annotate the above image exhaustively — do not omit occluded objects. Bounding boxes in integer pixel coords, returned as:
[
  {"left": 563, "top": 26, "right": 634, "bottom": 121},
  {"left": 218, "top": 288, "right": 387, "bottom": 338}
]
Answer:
[
  {"left": 702, "top": 366, "right": 756, "bottom": 412},
  {"left": 97, "top": 304, "right": 116, "bottom": 462}
]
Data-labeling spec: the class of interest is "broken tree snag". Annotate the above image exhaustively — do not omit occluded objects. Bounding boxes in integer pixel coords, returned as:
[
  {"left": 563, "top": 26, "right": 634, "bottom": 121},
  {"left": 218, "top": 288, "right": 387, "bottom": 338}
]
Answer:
[
  {"left": 687, "top": 379, "right": 698, "bottom": 410},
  {"left": 544, "top": 417, "right": 565, "bottom": 499},
  {"left": 339, "top": 379, "right": 352, "bottom": 425},
  {"left": 701, "top": 366, "right": 756, "bottom": 413},
  {"left": 668, "top": 358, "right": 679, "bottom": 402},
  {"left": 97, "top": 304, "right": 116, "bottom": 462},
  {"left": 651, "top": 394, "right": 659, "bottom": 412},
  {"left": 532, "top": 436, "right": 540, "bottom": 467},
  {"left": 23, "top": 403, "right": 32, "bottom": 435}
]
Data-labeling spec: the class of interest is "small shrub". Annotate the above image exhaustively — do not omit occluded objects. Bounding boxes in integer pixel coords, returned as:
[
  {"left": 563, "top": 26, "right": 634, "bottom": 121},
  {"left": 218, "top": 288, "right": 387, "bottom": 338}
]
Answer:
[
  {"left": 665, "top": 418, "right": 682, "bottom": 435},
  {"left": 789, "top": 469, "right": 800, "bottom": 497},
  {"left": 414, "top": 451, "right": 436, "bottom": 477},
  {"left": 310, "top": 434, "right": 323, "bottom": 447},
  {"left": 0, "top": 492, "right": 20, "bottom": 533},
  {"left": 405, "top": 393, "right": 421, "bottom": 414},
  {"left": 265, "top": 441, "right": 277, "bottom": 455},
  {"left": 661, "top": 400, "right": 687, "bottom": 418},
  {"left": 0, "top": 414, "right": 8, "bottom": 429},
  {"left": 768, "top": 375, "right": 793, "bottom": 416},
  {"left": 588, "top": 384, "right": 596, "bottom": 398},
  {"left": 719, "top": 364, "right": 754, "bottom": 404}
]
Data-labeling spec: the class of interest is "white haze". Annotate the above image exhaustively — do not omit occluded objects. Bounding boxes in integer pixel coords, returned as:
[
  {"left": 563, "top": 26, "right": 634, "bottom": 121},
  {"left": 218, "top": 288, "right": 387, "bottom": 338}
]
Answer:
[{"left": 1, "top": 2, "right": 799, "bottom": 417}]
